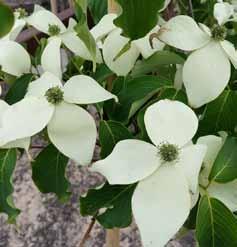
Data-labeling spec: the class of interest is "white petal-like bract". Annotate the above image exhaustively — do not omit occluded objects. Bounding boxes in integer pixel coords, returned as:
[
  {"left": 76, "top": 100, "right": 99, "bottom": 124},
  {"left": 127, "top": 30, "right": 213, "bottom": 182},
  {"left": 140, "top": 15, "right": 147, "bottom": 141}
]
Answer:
[
  {"left": 0, "top": 41, "right": 31, "bottom": 76},
  {"left": 47, "top": 102, "right": 97, "bottom": 166},
  {"left": 208, "top": 180, "right": 237, "bottom": 212},
  {"left": 183, "top": 41, "right": 231, "bottom": 108},
  {"left": 144, "top": 100, "right": 198, "bottom": 147},
  {"left": 41, "top": 37, "right": 62, "bottom": 79},
  {"left": 91, "top": 140, "right": 160, "bottom": 184},
  {"left": 90, "top": 13, "right": 117, "bottom": 41},
  {"left": 159, "top": 15, "right": 210, "bottom": 51},
  {"left": 0, "top": 100, "right": 30, "bottom": 150},
  {"left": 26, "top": 72, "right": 63, "bottom": 98},
  {"left": 177, "top": 144, "right": 207, "bottom": 194},
  {"left": 220, "top": 40, "right": 237, "bottom": 69},
  {"left": 132, "top": 165, "right": 191, "bottom": 247},
  {"left": 103, "top": 29, "right": 140, "bottom": 76},
  {"left": 27, "top": 9, "right": 66, "bottom": 34},
  {"left": 133, "top": 25, "right": 165, "bottom": 59},
  {"left": 214, "top": 2, "right": 234, "bottom": 25},
  {"left": 63, "top": 75, "right": 117, "bottom": 104},
  {"left": 61, "top": 31, "right": 102, "bottom": 63},
  {"left": 197, "top": 135, "right": 223, "bottom": 187},
  {"left": 0, "top": 97, "right": 54, "bottom": 145}
]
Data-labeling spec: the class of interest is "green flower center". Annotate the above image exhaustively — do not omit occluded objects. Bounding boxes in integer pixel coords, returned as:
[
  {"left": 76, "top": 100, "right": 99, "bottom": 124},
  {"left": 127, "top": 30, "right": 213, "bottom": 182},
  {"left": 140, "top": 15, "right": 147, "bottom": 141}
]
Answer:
[
  {"left": 48, "top": 24, "right": 61, "bottom": 36},
  {"left": 45, "top": 86, "right": 64, "bottom": 105},
  {"left": 15, "top": 8, "right": 28, "bottom": 19},
  {"left": 158, "top": 142, "right": 179, "bottom": 163},
  {"left": 211, "top": 25, "right": 227, "bottom": 41}
]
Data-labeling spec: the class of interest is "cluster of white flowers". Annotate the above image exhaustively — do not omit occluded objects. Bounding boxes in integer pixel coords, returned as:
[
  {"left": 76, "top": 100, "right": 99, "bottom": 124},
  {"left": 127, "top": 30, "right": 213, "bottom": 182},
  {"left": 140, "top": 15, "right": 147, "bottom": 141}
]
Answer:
[
  {"left": 0, "top": 5, "right": 118, "bottom": 165},
  {"left": 0, "top": 1, "right": 237, "bottom": 247}
]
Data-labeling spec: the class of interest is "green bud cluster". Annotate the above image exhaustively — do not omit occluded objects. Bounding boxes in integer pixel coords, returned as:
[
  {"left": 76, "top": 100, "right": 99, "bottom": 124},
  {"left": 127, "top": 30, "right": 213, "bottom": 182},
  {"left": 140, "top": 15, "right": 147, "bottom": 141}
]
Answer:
[
  {"left": 48, "top": 24, "right": 61, "bottom": 36},
  {"left": 45, "top": 86, "right": 64, "bottom": 105},
  {"left": 158, "top": 142, "right": 179, "bottom": 163},
  {"left": 15, "top": 8, "right": 28, "bottom": 19},
  {"left": 211, "top": 25, "right": 227, "bottom": 41}
]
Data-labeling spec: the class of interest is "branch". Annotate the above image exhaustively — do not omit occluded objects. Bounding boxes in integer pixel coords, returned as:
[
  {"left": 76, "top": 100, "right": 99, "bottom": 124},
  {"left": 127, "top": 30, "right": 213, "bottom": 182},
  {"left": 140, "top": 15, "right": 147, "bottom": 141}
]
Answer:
[
  {"left": 79, "top": 217, "right": 96, "bottom": 247},
  {"left": 188, "top": 0, "right": 194, "bottom": 18}
]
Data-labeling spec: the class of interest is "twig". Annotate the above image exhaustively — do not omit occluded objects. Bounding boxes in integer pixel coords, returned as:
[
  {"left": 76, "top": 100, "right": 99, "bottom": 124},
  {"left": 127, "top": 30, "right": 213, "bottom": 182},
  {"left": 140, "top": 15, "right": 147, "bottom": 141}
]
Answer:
[
  {"left": 30, "top": 145, "right": 46, "bottom": 149},
  {"left": 188, "top": 0, "right": 194, "bottom": 18},
  {"left": 105, "top": 1, "right": 121, "bottom": 246},
  {"left": 79, "top": 217, "right": 96, "bottom": 247}
]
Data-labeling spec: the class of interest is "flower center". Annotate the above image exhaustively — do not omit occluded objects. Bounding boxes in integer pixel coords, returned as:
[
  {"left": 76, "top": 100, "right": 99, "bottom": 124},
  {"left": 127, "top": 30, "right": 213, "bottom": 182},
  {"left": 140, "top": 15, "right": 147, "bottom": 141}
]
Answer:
[
  {"left": 158, "top": 142, "right": 179, "bottom": 163},
  {"left": 211, "top": 25, "right": 227, "bottom": 41},
  {"left": 48, "top": 24, "right": 61, "bottom": 36},
  {"left": 45, "top": 86, "right": 64, "bottom": 105},
  {"left": 15, "top": 8, "right": 28, "bottom": 19}
]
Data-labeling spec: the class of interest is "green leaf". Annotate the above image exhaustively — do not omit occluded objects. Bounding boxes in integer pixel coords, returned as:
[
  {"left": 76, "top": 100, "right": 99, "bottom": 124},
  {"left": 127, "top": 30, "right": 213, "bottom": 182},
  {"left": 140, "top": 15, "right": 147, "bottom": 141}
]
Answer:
[
  {"left": 80, "top": 183, "right": 136, "bottom": 228},
  {"left": 208, "top": 137, "right": 237, "bottom": 183},
  {"left": 0, "top": 149, "right": 20, "bottom": 223},
  {"left": 93, "top": 64, "right": 113, "bottom": 83},
  {"left": 114, "top": 0, "right": 165, "bottom": 40},
  {"left": 32, "top": 145, "right": 70, "bottom": 201},
  {"left": 74, "top": 0, "right": 97, "bottom": 71},
  {"left": 131, "top": 51, "right": 185, "bottom": 77},
  {"left": 198, "top": 90, "right": 237, "bottom": 136},
  {"left": 104, "top": 75, "right": 171, "bottom": 123},
  {"left": 99, "top": 120, "right": 133, "bottom": 159},
  {"left": 0, "top": 2, "right": 14, "bottom": 38},
  {"left": 137, "top": 88, "right": 187, "bottom": 141},
  {"left": 196, "top": 195, "right": 237, "bottom": 247},
  {"left": 88, "top": 0, "right": 107, "bottom": 24},
  {"left": 5, "top": 74, "right": 35, "bottom": 105}
]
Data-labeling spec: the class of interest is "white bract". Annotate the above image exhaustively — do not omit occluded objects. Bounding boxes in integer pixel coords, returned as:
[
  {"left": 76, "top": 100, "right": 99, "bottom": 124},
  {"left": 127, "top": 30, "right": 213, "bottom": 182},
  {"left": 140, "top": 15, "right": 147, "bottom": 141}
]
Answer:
[
  {"left": 214, "top": 0, "right": 235, "bottom": 25},
  {"left": 92, "top": 100, "right": 207, "bottom": 247},
  {"left": 0, "top": 100, "right": 30, "bottom": 150},
  {"left": 159, "top": 14, "right": 237, "bottom": 108},
  {"left": 91, "top": 13, "right": 165, "bottom": 76},
  {"left": 0, "top": 6, "right": 49, "bottom": 76},
  {"left": 0, "top": 40, "right": 31, "bottom": 77},
  {"left": 0, "top": 10, "right": 31, "bottom": 77},
  {"left": 0, "top": 38, "right": 117, "bottom": 165},
  {"left": 198, "top": 135, "right": 237, "bottom": 212}
]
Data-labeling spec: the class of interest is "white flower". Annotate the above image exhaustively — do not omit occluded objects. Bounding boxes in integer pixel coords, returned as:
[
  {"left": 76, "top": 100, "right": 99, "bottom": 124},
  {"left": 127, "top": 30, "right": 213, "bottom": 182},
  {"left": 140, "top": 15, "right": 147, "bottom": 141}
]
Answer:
[
  {"left": 27, "top": 6, "right": 102, "bottom": 63},
  {"left": 91, "top": 14, "right": 165, "bottom": 76},
  {"left": 0, "top": 38, "right": 117, "bottom": 165},
  {"left": 91, "top": 100, "right": 207, "bottom": 247},
  {"left": 0, "top": 100, "right": 30, "bottom": 150},
  {"left": 198, "top": 135, "right": 237, "bottom": 212},
  {"left": 159, "top": 15, "right": 237, "bottom": 108},
  {"left": 214, "top": 0, "right": 234, "bottom": 25}
]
